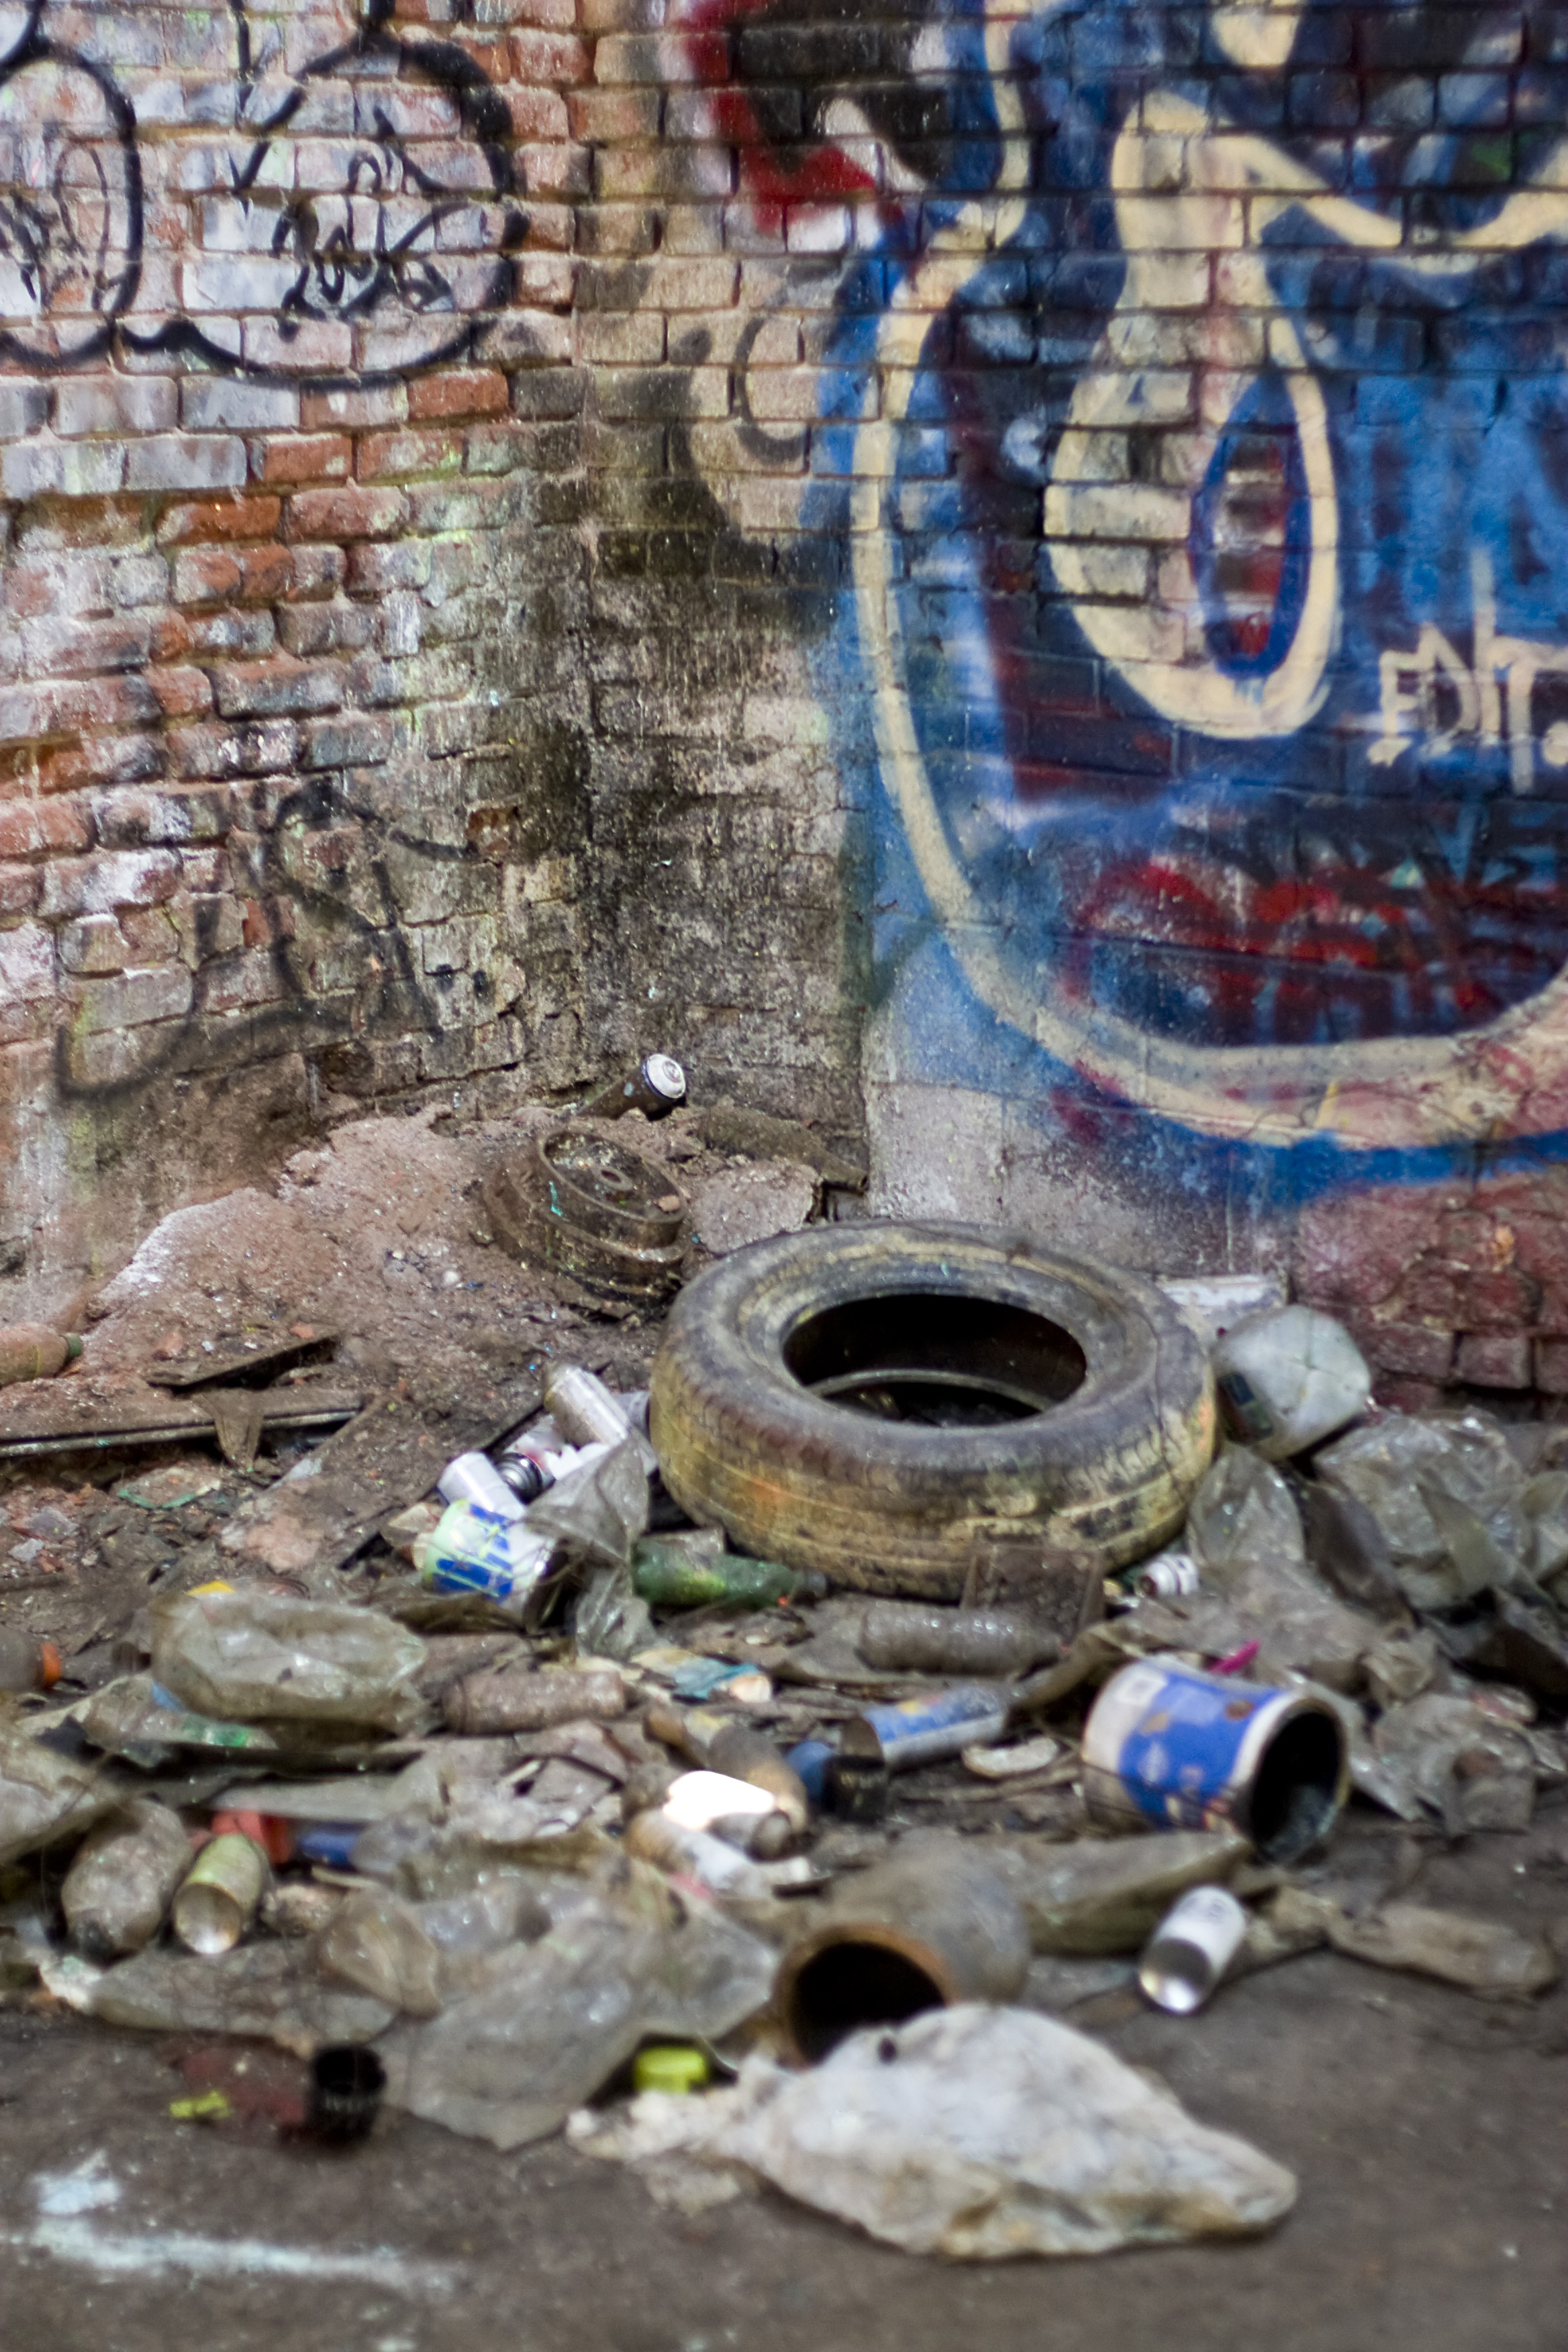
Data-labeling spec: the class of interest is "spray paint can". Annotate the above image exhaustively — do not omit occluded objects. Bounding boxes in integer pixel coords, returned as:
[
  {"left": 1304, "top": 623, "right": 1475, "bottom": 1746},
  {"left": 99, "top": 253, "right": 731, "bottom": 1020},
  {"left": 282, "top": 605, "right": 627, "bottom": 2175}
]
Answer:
[
  {"left": 583, "top": 1055, "right": 687, "bottom": 1123},
  {"left": 1131, "top": 1552, "right": 1202, "bottom": 1603},
  {"left": 1138, "top": 1885, "right": 1250, "bottom": 2015},
  {"left": 542, "top": 1364, "right": 633, "bottom": 1450},
  {"left": 496, "top": 1435, "right": 558, "bottom": 1504},
  {"left": 840, "top": 1685, "right": 1010, "bottom": 1773},
  {"left": 1082, "top": 1656, "right": 1347, "bottom": 1864},
  {"left": 436, "top": 1451, "right": 525, "bottom": 1522}
]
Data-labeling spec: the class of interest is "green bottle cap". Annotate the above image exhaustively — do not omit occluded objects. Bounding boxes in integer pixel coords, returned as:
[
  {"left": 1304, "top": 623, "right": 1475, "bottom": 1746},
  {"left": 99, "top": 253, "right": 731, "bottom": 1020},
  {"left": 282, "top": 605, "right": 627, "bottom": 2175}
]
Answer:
[{"left": 632, "top": 2043, "right": 709, "bottom": 2096}]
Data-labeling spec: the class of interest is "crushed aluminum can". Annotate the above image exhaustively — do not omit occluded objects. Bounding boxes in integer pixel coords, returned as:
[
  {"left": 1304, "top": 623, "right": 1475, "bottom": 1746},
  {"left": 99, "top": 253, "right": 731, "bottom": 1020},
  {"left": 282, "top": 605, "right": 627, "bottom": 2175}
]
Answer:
[
  {"left": 1138, "top": 1885, "right": 1249, "bottom": 2015},
  {"left": 1081, "top": 1656, "right": 1347, "bottom": 1865},
  {"left": 840, "top": 1685, "right": 1009, "bottom": 1773}
]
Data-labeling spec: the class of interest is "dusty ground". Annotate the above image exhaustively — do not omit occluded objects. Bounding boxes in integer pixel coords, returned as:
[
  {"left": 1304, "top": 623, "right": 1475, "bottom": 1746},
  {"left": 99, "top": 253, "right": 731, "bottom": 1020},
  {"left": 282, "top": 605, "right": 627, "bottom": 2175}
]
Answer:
[
  {"left": 0, "top": 1802, "right": 1563, "bottom": 2352},
  {"left": 0, "top": 1112, "right": 1563, "bottom": 2351}
]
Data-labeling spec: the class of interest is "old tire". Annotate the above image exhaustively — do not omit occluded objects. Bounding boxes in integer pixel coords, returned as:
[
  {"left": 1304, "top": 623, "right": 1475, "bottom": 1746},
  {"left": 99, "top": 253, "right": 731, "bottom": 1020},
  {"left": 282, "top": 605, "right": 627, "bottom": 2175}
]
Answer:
[{"left": 649, "top": 1222, "right": 1215, "bottom": 1596}]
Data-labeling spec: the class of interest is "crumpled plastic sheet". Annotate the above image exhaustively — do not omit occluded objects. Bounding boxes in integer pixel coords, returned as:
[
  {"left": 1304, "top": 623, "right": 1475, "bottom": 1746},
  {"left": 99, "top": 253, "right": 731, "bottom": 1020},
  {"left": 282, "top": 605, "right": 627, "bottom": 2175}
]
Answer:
[{"left": 571, "top": 2003, "right": 1297, "bottom": 2260}]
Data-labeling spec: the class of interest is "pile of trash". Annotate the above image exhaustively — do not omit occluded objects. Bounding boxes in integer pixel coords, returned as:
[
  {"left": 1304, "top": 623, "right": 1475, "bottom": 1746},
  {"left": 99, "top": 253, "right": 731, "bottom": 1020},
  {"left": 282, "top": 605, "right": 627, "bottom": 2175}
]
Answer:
[{"left": 0, "top": 1109, "right": 1563, "bottom": 2263}]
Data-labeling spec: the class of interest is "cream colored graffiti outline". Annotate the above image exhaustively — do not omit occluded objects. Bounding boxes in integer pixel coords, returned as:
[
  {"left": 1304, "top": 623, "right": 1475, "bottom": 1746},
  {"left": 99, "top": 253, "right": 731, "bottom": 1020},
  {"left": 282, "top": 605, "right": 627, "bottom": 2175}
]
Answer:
[{"left": 852, "top": 59, "right": 1568, "bottom": 1146}]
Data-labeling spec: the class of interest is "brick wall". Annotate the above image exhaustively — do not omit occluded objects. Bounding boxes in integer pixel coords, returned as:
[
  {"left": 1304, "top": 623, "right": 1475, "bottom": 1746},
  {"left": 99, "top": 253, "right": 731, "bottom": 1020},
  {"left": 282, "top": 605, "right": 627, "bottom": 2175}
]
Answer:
[{"left": 0, "top": 0, "right": 1566, "bottom": 1385}]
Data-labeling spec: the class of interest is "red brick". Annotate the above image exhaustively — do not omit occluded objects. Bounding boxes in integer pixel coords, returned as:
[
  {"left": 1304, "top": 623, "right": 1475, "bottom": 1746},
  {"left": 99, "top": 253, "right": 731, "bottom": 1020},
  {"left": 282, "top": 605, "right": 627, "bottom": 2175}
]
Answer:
[
  {"left": 1434, "top": 1209, "right": 1509, "bottom": 1271},
  {"left": 1450, "top": 1269, "right": 1541, "bottom": 1329},
  {"left": 0, "top": 861, "right": 40, "bottom": 914},
  {"left": 1502, "top": 1213, "right": 1568, "bottom": 1289},
  {"left": 1292, "top": 1182, "right": 1464, "bottom": 1310},
  {"left": 156, "top": 496, "right": 282, "bottom": 546},
  {"left": 502, "top": 87, "right": 571, "bottom": 138},
  {"left": 1373, "top": 1376, "right": 1451, "bottom": 1414},
  {"left": 1534, "top": 1338, "right": 1568, "bottom": 1394},
  {"left": 1454, "top": 1331, "right": 1532, "bottom": 1389},
  {"left": 407, "top": 369, "right": 510, "bottom": 424},
  {"left": 1364, "top": 1321, "right": 1455, "bottom": 1381},
  {"left": 0, "top": 796, "right": 92, "bottom": 857},
  {"left": 355, "top": 429, "right": 464, "bottom": 483},
  {"left": 258, "top": 434, "right": 353, "bottom": 486},
  {"left": 173, "top": 542, "right": 293, "bottom": 606},
  {"left": 148, "top": 667, "right": 213, "bottom": 718},
  {"left": 509, "top": 30, "right": 590, "bottom": 80},
  {"left": 288, "top": 486, "right": 409, "bottom": 541}
]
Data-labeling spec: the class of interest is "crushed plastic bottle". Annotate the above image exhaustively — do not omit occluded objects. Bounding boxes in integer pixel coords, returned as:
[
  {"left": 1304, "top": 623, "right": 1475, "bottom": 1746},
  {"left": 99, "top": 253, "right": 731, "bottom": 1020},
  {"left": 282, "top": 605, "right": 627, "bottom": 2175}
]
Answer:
[
  {"left": 0, "top": 1325, "right": 83, "bottom": 1386},
  {"left": 1212, "top": 1305, "right": 1371, "bottom": 1460},
  {"left": 1278, "top": 1890, "right": 1559, "bottom": 1998},
  {"left": 441, "top": 1664, "right": 627, "bottom": 1735},
  {"left": 0, "top": 1719, "right": 113, "bottom": 1868},
  {"left": 1371, "top": 1691, "right": 1539, "bottom": 1831},
  {"left": 73, "top": 1675, "right": 281, "bottom": 1766},
  {"left": 1186, "top": 1450, "right": 1308, "bottom": 1588},
  {"left": 62, "top": 1800, "right": 193, "bottom": 1963},
  {"left": 150, "top": 1588, "right": 427, "bottom": 1734},
  {"left": 573, "top": 1564, "right": 657, "bottom": 1663},
  {"left": 854, "top": 1601, "right": 1059, "bottom": 1677},
  {"left": 542, "top": 1365, "right": 636, "bottom": 1451},
  {"left": 315, "top": 1887, "right": 442, "bottom": 2018},
  {"left": 1315, "top": 1410, "right": 1530, "bottom": 1613},
  {"left": 989, "top": 1828, "right": 1249, "bottom": 1955},
  {"left": 173, "top": 1832, "right": 269, "bottom": 1955}
]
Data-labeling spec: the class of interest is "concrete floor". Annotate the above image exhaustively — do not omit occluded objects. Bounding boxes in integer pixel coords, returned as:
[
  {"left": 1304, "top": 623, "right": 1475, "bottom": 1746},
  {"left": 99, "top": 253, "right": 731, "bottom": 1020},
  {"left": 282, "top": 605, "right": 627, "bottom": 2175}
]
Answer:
[{"left": 0, "top": 1806, "right": 1563, "bottom": 2352}]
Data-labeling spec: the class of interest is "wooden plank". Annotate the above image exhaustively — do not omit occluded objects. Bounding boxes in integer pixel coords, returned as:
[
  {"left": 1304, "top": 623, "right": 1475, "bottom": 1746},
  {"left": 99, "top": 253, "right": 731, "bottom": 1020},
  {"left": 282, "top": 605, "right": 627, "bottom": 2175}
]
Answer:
[
  {"left": 0, "top": 1382, "right": 364, "bottom": 1459},
  {"left": 214, "top": 1375, "right": 540, "bottom": 1580}
]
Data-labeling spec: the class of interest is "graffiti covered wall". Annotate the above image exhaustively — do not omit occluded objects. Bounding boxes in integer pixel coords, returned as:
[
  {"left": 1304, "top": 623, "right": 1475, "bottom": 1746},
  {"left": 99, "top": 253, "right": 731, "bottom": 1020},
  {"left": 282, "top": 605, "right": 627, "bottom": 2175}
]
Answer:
[{"left": 1, "top": 0, "right": 1567, "bottom": 1402}]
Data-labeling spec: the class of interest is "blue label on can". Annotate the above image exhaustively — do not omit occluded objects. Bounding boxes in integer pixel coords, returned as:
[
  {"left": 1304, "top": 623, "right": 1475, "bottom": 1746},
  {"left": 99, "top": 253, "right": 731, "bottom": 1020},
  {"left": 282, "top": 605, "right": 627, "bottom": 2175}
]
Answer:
[
  {"left": 1107, "top": 1663, "right": 1276, "bottom": 1829},
  {"left": 785, "top": 1739, "right": 834, "bottom": 1806},
  {"left": 858, "top": 1685, "right": 1008, "bottom": 1767}
]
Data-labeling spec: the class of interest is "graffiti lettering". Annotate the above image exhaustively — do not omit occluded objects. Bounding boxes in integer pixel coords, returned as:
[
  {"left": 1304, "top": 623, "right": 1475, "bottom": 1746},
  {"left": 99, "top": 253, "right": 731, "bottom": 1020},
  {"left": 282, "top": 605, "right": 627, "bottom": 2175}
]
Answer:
[
  {"left": 0, "top": 0, "right": 522, "bottom": 384},
  {"left": 1373, "top": 555, "right": 1568, "bottom": 795}
]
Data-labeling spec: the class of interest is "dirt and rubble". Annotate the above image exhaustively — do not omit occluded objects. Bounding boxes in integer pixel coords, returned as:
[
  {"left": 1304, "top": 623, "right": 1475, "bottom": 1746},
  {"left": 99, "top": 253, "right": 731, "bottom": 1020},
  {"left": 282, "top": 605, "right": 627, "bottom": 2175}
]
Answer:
[{"left": 0, "top": 1101, "right": 1563, "bottom": 2351}]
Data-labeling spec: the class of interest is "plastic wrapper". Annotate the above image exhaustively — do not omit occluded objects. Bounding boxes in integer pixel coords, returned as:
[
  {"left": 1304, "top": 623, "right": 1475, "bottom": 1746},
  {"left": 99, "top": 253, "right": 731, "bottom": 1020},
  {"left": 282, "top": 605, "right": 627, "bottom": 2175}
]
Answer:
[
  {"left": 527, "top": 1436, "right": 650, "bottom": 1574},
  {"left": 151, "top": 1589, "right": 427, "bottom": 1734},
  {"left": 573, "top": 1565, "right": 656, "bottom": 1663},
  {"left": 42, "top": 1940, "right": 395, "bottom": 2057},
  {"left": 0, "top": 1719, "right": 113, "bottom": 1869},
  {"left": 381, "top": 1892, "right": 777, "bottom": 2149},
  {"left": 1315, "top": 1410, "right": 1531, "bottom": 1612},
  {"left": 1372, "top": 1692, "right": 1540, "bottom": 1831}
]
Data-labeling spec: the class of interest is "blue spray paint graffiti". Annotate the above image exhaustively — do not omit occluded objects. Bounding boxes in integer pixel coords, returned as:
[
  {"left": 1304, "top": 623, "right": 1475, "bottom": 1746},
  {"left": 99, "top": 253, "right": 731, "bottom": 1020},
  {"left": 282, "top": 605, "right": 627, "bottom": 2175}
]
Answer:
[{"left": 705, "top": 0, "right": 1568, "bottom": 1187}]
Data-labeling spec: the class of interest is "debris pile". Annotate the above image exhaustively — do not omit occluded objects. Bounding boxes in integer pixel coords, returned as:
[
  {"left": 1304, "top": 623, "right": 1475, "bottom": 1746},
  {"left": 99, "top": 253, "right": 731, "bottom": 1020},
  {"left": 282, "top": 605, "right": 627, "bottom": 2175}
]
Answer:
[{"left": 0, "top": 1107, "right": 1563, "bottom": 2260}]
